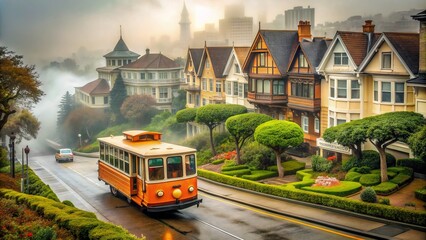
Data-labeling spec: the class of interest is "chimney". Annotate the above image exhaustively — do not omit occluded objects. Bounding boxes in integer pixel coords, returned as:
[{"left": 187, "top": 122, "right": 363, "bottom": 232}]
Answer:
[
  {"left": 362, "top": 20, "right": 375, "bottom": 33},
  {"left": 298, "top": 20, "right": 312, "bottom": 42},
  {"left": 412, "top": 12, "right": 426, "bottom": 74},
  {"left": 146, "top": 48, "right": 150, "bottom": 55}
]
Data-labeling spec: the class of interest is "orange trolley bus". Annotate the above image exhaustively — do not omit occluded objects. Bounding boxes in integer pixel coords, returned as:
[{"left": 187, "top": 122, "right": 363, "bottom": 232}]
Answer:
[{"left": 98, "top": 130, "right": 202, "bottom": 212}]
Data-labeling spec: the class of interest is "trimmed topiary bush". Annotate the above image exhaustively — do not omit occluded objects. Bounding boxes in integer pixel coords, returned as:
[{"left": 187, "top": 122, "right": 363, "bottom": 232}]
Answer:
[
  {"left": 301, "top": 181, "right": 362, "bottom": 197},
  {"left": 345, "top": 171, "right": 362, "bottom": 182},
  {"left": 221, "top": 169, "right": 251, "bottom": 177},
  {"left": 378, "top": 197, "right": 390, "bottom": 205},
  {"left": 267, "top": 160, "right": 305, "bottom": 175},
  {"left": 389, "top": 174, "right": 412, "bottom": 187},
  {"left": 372, "top": 182, "right": 399, "bottom": 195},
  {"left": 396, "top": 158, "right": 426, "bottom": 174},
  {"left": 415, "top": 187, "right": 426, "bottom": 202},
  {"left": 241, "top": 170, "right": 278, "bottom": 181},
  {"left": 388, "top": 167, "right": 413, "bottom": 177},
  {"left": 359, "top": 174, "right": 381, "bottom": 186},
  {"left": 360, "top": 187, "right": 377, "bottom": 203},
  {"left": 221, "top": 165, "right": 249, "bottom": 172},
  {"left": 352, "top": 166, "right": 371, "bottom": 174}
]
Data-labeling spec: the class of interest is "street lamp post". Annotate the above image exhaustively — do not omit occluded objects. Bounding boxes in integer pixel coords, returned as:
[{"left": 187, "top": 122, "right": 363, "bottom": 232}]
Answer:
[
  {"left": 24, "top": 145, "right": 30, "bottom": 193},
  {"left": 9, "top": 132, "right": 16, "bottom": 178},
  {"left": 21, "top": 148, "right": 24, "bottom": 192},
  {"left": 78, "top": 133, "right": 82, "bottom": 147}
]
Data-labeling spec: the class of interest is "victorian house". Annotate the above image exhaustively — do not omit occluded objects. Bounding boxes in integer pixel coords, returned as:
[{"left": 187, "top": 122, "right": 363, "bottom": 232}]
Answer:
[
  {"left": 119, "top": 49, "right": 184, "bottom": 112},
  {"left": 223, "top": 46, "right": 253, "bottom": 111},
  {"left": 184, "top": 48, "right": 204, "bottom": 108},
  {"left": 74, "top": 78, "right": 110, "bottom": 109}
]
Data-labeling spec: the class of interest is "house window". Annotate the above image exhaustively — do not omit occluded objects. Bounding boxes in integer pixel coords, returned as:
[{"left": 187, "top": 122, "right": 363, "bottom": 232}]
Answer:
[
  {"left": 257, "top": 79, "right": 270, "bottom": 94},
  {"left": 382, "top": 52, "right": 391, "bottom": 69},
  {"left": 299, "top": 54, "right": 308, "bottom": 68},
  {"left": 259, "top": 53, "right": 266, "bottom": 67},
  {"left": 216, "top": 82, "right": 222, "bottom": 93},
  {"left": 91, "top": 96, "right": 95, "bottom": 104},
  {"left": 334, "top": 52, "right": 348, "bottom": 65},
  {"left": 159, "top": 72, "right": 168, "bottom": 79},
  {"left": 381, "top": 82, "right": 391, "bottom": 102},
  {"left": 250, "top": 79, "right": 256, "bottom": 91},
  {"left": 152, "top": 88, "right": 156, "bottom": 97},
  {"left": 226, "top": 82, "right": 231, "bottom": 95},
  {"left": 330, "top": 79, "right": 335, "bottom": 98},
  {"left": 148, "top": 73, "right": 154, "bottom": 79},
  {"left": 351, "top": 80, "right": 360, "bottom": 99},
  {"left": 337, "top": 119, "right": 346, "bottom": 125},
  {"left": 314, "top": 117, "right": 320, "bottom": 133},
  {"left": 234, "top": 63, "right": 240, "bottom": 73},
  {"left": 159, "top": 87, "right": 168, "bottom": 99},
  {"left": 337, "top": 80, "right": 347, "bottom": 98},
  {"left": 202, "top": 98, "right": 206, "bottom": 106},
  {"left": 112, "top": 60, "right": 116, "bottom": 66},
  {"left": 233, "top": 82, "right": 238, "bottom": 95},
  {"left": 291, "top": 82, "right": 313, "bottom": 98},
  {"left": 140, "top": 73, "right": 145, "bottom": 79},
  {"left": 209, "top": 79, "right": 213, "bottom": 91},
  {"left": 374, "top": 81, "right": 378, "bottom": 101},
  {"left": 238, "top": 83, "right": 243, "bottom": 97},
  {"left": 301, "top": 116, "right": 309, "bottom": 133},
  {"left": 118, "top": 60, "right": 122, "bottom": 66},
  {"left": 202, "top": 78, "right": 207, "bottom": 90},
  {"left": 206, "top": 60, "right": 210, "bottom": 68},
  {"left": 395, "top": 83, "right": 404, "bottom": 103},
  {"left": 273, "top": 80, "right": 285, "bottom": 95},
  {"left": 243, "top": 83, "right": 248, "bottom": 98},
  {"left": 329, "top": 117, "right": 335, "bottom": 127}
]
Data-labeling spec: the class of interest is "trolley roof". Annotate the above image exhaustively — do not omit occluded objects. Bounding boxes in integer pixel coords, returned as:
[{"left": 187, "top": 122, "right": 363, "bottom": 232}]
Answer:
[{"left": 98, "top": 131, "right": 196, "bottom": 157}]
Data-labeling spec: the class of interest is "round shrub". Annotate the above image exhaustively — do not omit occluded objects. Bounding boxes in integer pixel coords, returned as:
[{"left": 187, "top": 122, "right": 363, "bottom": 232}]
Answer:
[
  {"left": 378, "top": 197, "right": 390, "bottom": 205},
  {"left": 311, "top": 155, "right": 334, "bottom": 172},
  {"left": 359, "top": 174, "right": 381, "bottom": 186},
  {"left": 360, "top": 187, "right": 377, "bottom": 203},
  {"left": 344, "top": 171, "right": 362, "bottom": 182},
  {"left": 241, "top": 142, "right": 274, "bottom": 170}
]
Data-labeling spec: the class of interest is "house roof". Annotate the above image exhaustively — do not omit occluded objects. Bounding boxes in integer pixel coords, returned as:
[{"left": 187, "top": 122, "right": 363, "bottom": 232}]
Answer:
[
  {"left": 300, "top": 38, "right": 331, "bottom": 69},
  {"left": 384, "top": 32, "right": 419, "bottom": 75},
  {"left": 234, "top": 47, "right": 250, "bottom": 67},
  {"left": 122, "top": 51, "right": 180, "bottom": 69},
  {"left": 411, "top": 10, "right": 426, "bottom": 21},
  {"left": 188, "top": 48, "right": 204, "bottom": 73},
  {"left": 76, "top": 78, "right": 110, "bottom": 95},
  {"left": 407, "top": 73, "right": 426, "bottom": 86},
  {"left": 203, "top": 46, "right": 233, "bottom": 78},
  {"left": 337, "top": 31, "right": 381, "bottom": 66},
  {"left": 259, "top": 30, "right": 299, "bottom": 74},
  {"left": 103, "top": 36, "right": 140, "bottom": 58}
]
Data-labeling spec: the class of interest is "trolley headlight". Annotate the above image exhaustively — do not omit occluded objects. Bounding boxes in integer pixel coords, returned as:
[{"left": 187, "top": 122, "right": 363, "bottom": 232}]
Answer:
[
  {"left": 172, "top": 189, "right": 182, "bottom": 199},
  {"left": 188, "top": 186, "right": 195, "bottom": 193},
  {"left": 156, "top": 190, "right": 164, "bottom": 197}
]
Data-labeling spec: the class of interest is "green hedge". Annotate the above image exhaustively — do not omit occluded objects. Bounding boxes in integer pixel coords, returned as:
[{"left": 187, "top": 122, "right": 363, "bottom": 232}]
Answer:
[
  {"left": 397, "top": 158, "right": 426, "bottom": 174},
  {"left": 221, "top": 169, "right": 251, "bottom": 177},
  {"left": 415, "top": 187, "right": 426, "bottom": 202},
  {"left": 359, "top": 174, "right": 381, "bottom": 186},
  {"left": 198, "top": 169, "right": 426, "bottom": 226},
  {"left": 242, "top": 170, "right": 277, "bottom": 181},
  {"left": 301, "top": 181, "right": 362, "bottom": 197},
  {"left": 372, "top": 182, "right": 399, "bottom": 195},
  {"left": 370, "top": 169, "right": 397, "bottom": 178},
  {"left": 267, "top": 160, "right": 306, "bottom": 175},
  {"left": 296, "top": 169, "right": 313, "bottom": 181},
  {"left": 345, "top": 172, "right": 362, "bottom": 182},
  {"left": 212, "top": 159, "right": 225, "bottom": 165},
  {"left": 0, "top": 189, "right": 142, "bottom": 240},
  {"left": 388, "top": 167, "right": 413, "bottom": 176},
  {"left": 389, "top": 174, "right": 412, "bottom": 187},
  {"left": 222, "top": 165, "right": 249, "bottom": 171}
]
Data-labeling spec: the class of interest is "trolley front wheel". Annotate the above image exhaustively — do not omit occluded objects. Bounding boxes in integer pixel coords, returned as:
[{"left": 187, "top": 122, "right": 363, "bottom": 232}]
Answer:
[{"left": 110, "top": 186, "right": 119, "bottom": 197}]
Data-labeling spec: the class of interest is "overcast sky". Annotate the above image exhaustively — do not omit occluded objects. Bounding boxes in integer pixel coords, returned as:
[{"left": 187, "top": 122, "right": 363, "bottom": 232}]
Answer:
[{"left": 1, "top": 0, "right": 425, "bottom": 65}]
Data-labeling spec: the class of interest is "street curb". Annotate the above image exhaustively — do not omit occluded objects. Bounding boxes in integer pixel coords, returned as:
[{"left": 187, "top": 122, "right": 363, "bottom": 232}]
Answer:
[{"left": 198, "top": 177, "right": 425, "bottom": 238}]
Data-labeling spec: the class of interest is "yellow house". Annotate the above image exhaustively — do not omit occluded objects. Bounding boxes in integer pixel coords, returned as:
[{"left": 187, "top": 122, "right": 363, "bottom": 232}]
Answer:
[{"left": 184, "top": 48, "right": 204, "bottom": 108}]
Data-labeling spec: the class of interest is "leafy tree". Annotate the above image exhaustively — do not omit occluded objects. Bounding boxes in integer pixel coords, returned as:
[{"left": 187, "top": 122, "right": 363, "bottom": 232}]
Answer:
[
  {"left": 226, "top": 113, "right": 273, "bottom": 164},
  {"left": 171, "top": 89, "right": 187, "bottom": 113},
  {"left": 57, "top": 91, "right": 74, "bottom": 126},
  {"left": 120, "top": 94, "right": 158, "bottom": 124},
  {"left": 1, "top": 108, "right": 40, "bottom": 143},
  {"left": 323, "top": 118, "right": 371, "bottom": 160},
  {"left": 62, "top": 106, "right": 108, "bottom": 146},
  {"left": 254, "top": 120, "right": 304, "bottom": 177},
  {"left": 408, "top": 125, "right": 426, "bottom": 161},
  {"left": 176, "top": 107, "right": 197, "bottom": 123},
  {"left": 366, "top": 111, "right": 425, "bottom": 182},
  {"left": 0, "top": 46, "right": 44, "bottom": 132},
  {"left": 196, "top": 104, "right": 247, "bottom": 156},
  {"left": 109, "top": 73, "right": 127, "bottom": 124}
]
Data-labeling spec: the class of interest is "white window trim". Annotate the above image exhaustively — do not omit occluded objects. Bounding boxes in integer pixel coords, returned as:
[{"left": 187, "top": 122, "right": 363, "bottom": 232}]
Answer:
[
  {"left": 314, "top": 117, "right": 320, "bottom": 133},
  {"left": 329, "top": 78, "right": 360, "bottom": 101},
  {"left": 381, "top": 52, "right": 392, "bottom": 70},
  {"left": 301, "top": 115, "right": 309, "bottom": 133},
  {"left": 372, "top": 78, "right": 406, "bottom": 104}
]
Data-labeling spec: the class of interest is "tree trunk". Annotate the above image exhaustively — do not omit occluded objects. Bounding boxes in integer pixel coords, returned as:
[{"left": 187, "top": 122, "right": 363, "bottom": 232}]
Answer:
[
  {"left": 235, "top": 139, "right": 241, "bottom": 165},
  {"left": 209, "top": 128, "right": 216, "bottom": 156},
  {"left": 275, "top": 151, "right": 284, "bottom": 178},
  {"left": 377, "top": 147, "right": 388, "bottom": 182}
]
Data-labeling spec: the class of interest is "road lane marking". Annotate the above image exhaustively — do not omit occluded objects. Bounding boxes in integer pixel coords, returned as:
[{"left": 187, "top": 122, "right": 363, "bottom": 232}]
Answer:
[
  {"left": 67, "top": 166, "right": 105, "bottom": 188},
  {"left": 200, "top": 192, "right": 364, "bottom": 240}
]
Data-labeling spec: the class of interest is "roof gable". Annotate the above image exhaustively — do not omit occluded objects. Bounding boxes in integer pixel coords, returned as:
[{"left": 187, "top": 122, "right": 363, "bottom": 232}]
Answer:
[
  {"left": 103, "top": 36, "right": 140, "bottom": 58},
  {"left": 289, "top": 38, "right": 330, "bottom": 73},
  {"left": 201, "top": 47, "right": 233, "bottom": 78},
  {"left": 186, "top": 48, "right": 203, "bottom": 73},
  {"left": 223, "top": 47, "right": 250, "bottom": 75},
  {"left": 77, "top": 78, "right": 110, "bottom": 95}
]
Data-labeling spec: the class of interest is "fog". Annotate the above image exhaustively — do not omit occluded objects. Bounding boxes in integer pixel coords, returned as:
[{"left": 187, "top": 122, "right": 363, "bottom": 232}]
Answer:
[{"left": 0, "top": 0, "right": 424, "bottom": 148}]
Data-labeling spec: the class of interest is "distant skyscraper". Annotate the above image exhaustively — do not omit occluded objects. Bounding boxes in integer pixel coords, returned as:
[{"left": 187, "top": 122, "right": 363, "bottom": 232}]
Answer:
[
  {"left": 285, "top": 6, "right": 315, "bottom": 30},
  {"left": 179, "top": 2, "right": 191, "bottom": 45},
  {"left": 219, "top": 5, "right": 253, "bottom": 46}
]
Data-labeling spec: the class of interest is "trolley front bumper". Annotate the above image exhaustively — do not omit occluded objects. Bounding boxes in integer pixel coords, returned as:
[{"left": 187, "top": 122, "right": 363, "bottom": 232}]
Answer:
[{"left": 146, "top": 198, "right": 203, "bottom": 212}]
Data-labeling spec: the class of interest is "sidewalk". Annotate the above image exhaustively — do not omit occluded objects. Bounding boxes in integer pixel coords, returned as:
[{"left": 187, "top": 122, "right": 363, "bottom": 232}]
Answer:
[{"left": 197, "top": 178, "right": 426, "bottom": 240}]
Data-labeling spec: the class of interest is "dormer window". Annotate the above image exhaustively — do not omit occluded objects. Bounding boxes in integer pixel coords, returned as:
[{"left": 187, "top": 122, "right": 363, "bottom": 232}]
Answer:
[
  {"left": 334, "top": 52, "right": 348, "bottom": 65},
  {"left": 299, "top": 54, "right": 308, "bottom": 68},
  {"left": 206, "top": 59, "right": 210, "bottom": 68},
  {"left": 234, "top": 63, "right": 240, "bottom": 73},
  {"left": 381, "top": 52, "right": 391, "bottom": 69}
]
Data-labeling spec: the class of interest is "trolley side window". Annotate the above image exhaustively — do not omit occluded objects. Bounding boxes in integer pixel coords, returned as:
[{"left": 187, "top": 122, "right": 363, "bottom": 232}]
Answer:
[
  {"left": 185, "top": 154, "right": 196, "bottom": 176},
  {"left": 167, "top": 156, "right": 183, "bottom": 179},
  {"left": 100, "top": 142, "right": 105, "bottom": 160},
  {"left": 148, "top": 158, "right": 164, "bottom": 180}
]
